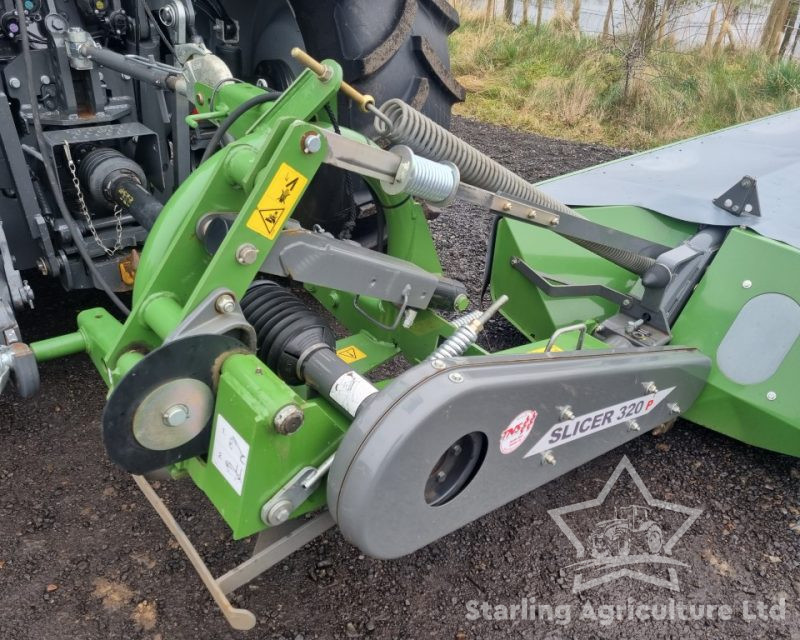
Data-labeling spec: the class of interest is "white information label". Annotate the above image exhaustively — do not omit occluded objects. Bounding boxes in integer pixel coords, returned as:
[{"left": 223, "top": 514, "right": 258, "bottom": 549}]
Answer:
[
  {"left": 329, "top": 371, "right": 378, "bottom": 417},
  {"left": 523, "top": 387, "right": 675, "bottom": 458},
  {"left": 211, "top": 414, "right": 250, "bottom": 495}
]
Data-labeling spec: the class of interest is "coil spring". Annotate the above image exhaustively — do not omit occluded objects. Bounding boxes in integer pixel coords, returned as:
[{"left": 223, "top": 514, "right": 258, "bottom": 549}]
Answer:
[
  {"left": 429, "top": 325, "right": 478, "bottom": 360},
  {"left": 450, "top": 310, "right": 482, "bottom": 328},
  {"left": 376, "top": 100, "right": 656, "bottom": 276},
  {"left": 402, "top": 151, "right": 458, "bottom": 203}
]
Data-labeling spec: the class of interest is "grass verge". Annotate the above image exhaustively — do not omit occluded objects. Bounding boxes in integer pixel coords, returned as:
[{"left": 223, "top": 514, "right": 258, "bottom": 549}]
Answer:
[{"left": 450, "top": 19, "right": 800, "bottom": 149}]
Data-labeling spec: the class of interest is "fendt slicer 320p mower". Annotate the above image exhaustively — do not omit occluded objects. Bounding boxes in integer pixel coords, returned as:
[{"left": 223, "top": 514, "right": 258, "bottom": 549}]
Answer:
[{"left": 1, "top": 0, "right": 798, "bottom": 629}]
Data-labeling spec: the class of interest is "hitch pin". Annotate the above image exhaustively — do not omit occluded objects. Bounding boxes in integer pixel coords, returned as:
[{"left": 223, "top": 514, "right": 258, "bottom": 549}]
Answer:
[{"left": 290, "top": 48, "right": 393, "bottom": 130}]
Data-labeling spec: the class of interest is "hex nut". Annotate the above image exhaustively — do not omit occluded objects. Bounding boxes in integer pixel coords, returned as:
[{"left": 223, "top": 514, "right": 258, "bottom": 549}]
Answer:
[{"left": 214, "top": 293, "right": 236, "bottom": 314}]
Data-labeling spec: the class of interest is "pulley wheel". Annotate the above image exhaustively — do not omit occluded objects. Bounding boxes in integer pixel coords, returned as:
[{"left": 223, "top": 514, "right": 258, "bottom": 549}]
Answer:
[{"left": 102, "top": 334, "right": 248, "bottom": 474}]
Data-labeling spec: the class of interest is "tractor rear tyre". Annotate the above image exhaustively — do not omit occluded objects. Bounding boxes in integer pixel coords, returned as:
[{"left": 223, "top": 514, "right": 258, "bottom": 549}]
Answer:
[{"left": 290, "top": 0, "right": 465, "bottom": 236}]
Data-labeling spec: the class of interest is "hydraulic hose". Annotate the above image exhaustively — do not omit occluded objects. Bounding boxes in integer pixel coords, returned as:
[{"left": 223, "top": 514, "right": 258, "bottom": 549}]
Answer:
[
  {"left": 199, "top": 90, "right": 282, "bottom": 165},
  {"left": 15, "top": 0, "right": 130, "bottom": 316},
  {"left": 375, "top": 99, "right": 656, "bottom": 276}
]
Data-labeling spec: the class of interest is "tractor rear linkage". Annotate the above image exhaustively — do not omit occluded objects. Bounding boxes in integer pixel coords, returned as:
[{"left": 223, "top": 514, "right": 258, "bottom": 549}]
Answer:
[{"left": 6, "top": 35, "right": 789, "bottom": 630}]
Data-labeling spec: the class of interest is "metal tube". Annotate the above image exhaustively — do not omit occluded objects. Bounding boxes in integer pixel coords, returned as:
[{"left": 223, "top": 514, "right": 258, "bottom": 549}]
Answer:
[
  {"left": 80, "top": 44, "right": 180, "bottom": 91},
  {"left": 143, "top": 295, "right": 184, "bottom": 339},
  {"left": 30, "top": 331, "right": 86, "bottom": 361}
]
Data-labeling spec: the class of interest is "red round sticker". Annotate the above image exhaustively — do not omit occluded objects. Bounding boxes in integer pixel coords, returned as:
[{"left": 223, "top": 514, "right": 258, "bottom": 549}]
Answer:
[{"left": 499, "top": 409, "right": 538, "bottom": 454}]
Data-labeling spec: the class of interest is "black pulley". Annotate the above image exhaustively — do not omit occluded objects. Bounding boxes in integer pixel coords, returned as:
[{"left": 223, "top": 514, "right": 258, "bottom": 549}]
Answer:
[{"left": 102, "top": 334, "right": 248, "bottom": 474}]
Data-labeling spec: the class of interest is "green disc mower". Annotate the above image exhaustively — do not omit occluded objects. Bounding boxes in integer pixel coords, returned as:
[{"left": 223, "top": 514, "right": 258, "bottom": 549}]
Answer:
[{"left": 1, "top": 26, "right": 797, "bottom": 630}]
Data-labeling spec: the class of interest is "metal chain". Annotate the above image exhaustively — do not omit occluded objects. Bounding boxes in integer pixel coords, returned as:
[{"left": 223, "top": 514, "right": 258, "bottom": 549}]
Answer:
[{"left": 62, "top": 142, "right": 123, "bottom": 257}]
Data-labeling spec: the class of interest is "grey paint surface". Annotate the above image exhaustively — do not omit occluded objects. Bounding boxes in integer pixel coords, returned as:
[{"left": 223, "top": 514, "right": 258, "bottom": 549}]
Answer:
[
  {"left": 328, "top": 347, "right": 710, "bottom": 559},
  {"left": 716, "top": 293, "right": 800, "bottom": 385},
  {"left": 537, "top": 109, "right": 800, "bottom": 249}
]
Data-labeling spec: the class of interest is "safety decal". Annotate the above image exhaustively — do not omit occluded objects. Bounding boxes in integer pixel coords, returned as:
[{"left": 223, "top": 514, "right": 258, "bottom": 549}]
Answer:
[
  {"left": 246, "top": 162, "right": 308, "bottom": 240},
  {"left": 528, "top": 345, "right": 563, "bottom": 353},
  {"left": 211, "top": 415, "right": 250, "bottom": 495},
  {"left": 336, "top": 345, "right": 368, "bottom": 364},
  {"left": 523, "top": 387, "right": 675, "bottom": 458},
  {"left": 499, "top": 409, "right": 538, "bottom": 454}
]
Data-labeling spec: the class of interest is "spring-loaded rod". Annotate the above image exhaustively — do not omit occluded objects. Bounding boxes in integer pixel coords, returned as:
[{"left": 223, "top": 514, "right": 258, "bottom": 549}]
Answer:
[
  {"left": 429, "top": 295, "right": 509, "bottom": 361},
  {"left": 290, "top": 48, "right": 394, "bottom": 130}
]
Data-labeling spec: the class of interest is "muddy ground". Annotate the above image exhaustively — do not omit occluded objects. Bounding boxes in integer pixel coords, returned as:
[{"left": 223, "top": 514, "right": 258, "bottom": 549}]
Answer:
[{"left": 1, "top": 117, "right": 798, "bottom": 640}]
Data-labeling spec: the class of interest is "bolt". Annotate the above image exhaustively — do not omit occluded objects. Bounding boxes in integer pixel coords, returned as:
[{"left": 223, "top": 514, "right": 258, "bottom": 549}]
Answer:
[
  {"left": 435, "top": 470, "right": 447, "bottom": 483},
  {"left": 273, "top": 404, "right": 304, "bottom": 435},
  {"left": 549, "top": 216, "right": 560, "bottom": 226},
  {"left": 196, "top": 92, "right": 205, "bottom": 105},
  {"left": 431, "top": 359, "right": 446, "bottom": 370},
  {"left": 448, "top": 372, "right": 464, "bottom": 383},
  {"left": 162, "top": 404, "right": 190, "bottom": 427},
  {"left": 667, "top": 402, "right": 681, "bottom": 415},
  {"left": 121, "top": 74, "right": 131, "bottom": 81},
  {"left": 766, "top": 391, "right": 777, "bottom": 401},
  {"left": 265, "top": 499, "right": 293, "bottom": 525},
  {"left": 502, "top": 201, "right": 512, "bottom": 212},
  {"left": 302, "top": 132, "right": 322, "bottom": 154},
  {"left": 643, "top": 381, "right": 658, "bottom": 394},
  {"left": 8, "top": 77, "right": 21, "bottom": 89},
  {"left": 559, "top": 406, "right": 575, "bottom": 421},
  {"left": 40, "top": 75, "right": 51, "bottom": 85},
  {"left": 742, "top": 279, "right": 752, "bottom": 289},
  {"left": 36, "top": 257, "right": 49, "bottom": 276},
  {"left": 542, "top": 451, "right": 556, "bottom": 465},
  {"left": 628, "top": 420, "right": 640, "bottom": 432},
  {"left": 526, "top": 210, "right": 537, "bottom": 220},
  {"left": 451, "top": 444, "right": 462, "bottom": 455},
  {"left": 622, "top": 299, "right": 632, "bottom": 308},
  {"left": 214, "top": 293, "right": 236, "bottom": 314},
  {"left": 235, "top": 243, "right": 259, "bottom": 265}
]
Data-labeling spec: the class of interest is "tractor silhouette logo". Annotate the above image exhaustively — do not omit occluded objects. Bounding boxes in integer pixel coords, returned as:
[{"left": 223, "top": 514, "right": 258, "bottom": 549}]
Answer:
[
  {"left": 589, "top": 505, "right": 663, "bottom": 558},
  {"left": 549, "top": 456, "right": 702, "bottom": 592}
]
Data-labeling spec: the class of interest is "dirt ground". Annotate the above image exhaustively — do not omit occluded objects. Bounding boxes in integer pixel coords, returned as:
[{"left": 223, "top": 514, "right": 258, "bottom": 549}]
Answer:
[{"left": 1, "top": 117, "right": 798, "bottom": 640}]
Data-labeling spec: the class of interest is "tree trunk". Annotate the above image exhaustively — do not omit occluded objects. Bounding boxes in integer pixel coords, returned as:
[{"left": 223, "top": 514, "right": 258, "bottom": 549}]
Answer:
[
  {"left": 713, "top": 1, "right": 733, "bottom": 51},
  {"left": 602, "top": 0, "right": 614, "bottom": 37},
  {"left": 761, "top": 0, "right": 791, "bottom": 57},
  {"left": 504, "top": 0, "right": 515, "bottom": 22},
  {"left": 779, "top": 0, "right": 800, "bottom": 55},
  {"left": 571, "top": 0, "right": 582, "bottom": 29},
  {"left": 485, "top": 0, "right": 496, "bottom": 23},
  {"left": 656, "top": 0, "right": 673, "bottom": 44},
  {"left": 536, "top": 0, "right": 544, "bottom": 27},
  {"left": 522, "top": 0, "right": 531, "bottom": 24},
  {"left": 704, "top": 1, "right": 719, "bottom": 51},
  {"left": 791, "top": 16, "right": 800, "bottom": 54}
]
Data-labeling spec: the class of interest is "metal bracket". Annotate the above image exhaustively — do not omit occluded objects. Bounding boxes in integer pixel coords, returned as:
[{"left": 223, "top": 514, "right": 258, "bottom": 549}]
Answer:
[
  {"left": 132, "top": 475, "right": 334, "bottom": 631},
  {"left": 510, "top": 255, "right": 671, "bottom": 341},
  {"left": 165, "top": 287, "right": 256, "bottom": 351},
  {"left": 260, "top": 455, "right": 335, "bottom": 526},
  {"left": 713, "top": 175, "right": 760, "bottom": 217}
]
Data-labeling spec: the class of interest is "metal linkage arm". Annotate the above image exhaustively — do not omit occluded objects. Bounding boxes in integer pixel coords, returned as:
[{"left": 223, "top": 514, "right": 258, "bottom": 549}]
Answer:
[{"left": 319, "top": 130, "right": 671, "bottom": 259}]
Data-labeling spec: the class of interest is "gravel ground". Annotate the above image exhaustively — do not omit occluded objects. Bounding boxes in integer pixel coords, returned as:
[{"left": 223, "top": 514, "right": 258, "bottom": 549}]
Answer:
[{"left": 1, "top": 116, "right": 798, "bottom": 640}]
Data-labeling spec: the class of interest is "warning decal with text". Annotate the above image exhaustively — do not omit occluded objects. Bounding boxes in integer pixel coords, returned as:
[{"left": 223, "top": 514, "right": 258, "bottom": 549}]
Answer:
[{"left": 246, "top": 162, "right": 308, "bottom": 240}]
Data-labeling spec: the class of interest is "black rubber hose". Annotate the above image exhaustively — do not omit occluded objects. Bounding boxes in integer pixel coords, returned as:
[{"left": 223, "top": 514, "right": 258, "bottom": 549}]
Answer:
[
  {"left": 199, "top": 91, "right": 282, "bottom": 165},
  {"left": 15, "top": 0, "right": 130, "bottom": 316}
]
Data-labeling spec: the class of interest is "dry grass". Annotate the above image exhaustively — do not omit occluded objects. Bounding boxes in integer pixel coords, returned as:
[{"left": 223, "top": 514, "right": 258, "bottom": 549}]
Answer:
[{"left": 450, "top": 19, "right": 800, "bottom": 149}]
